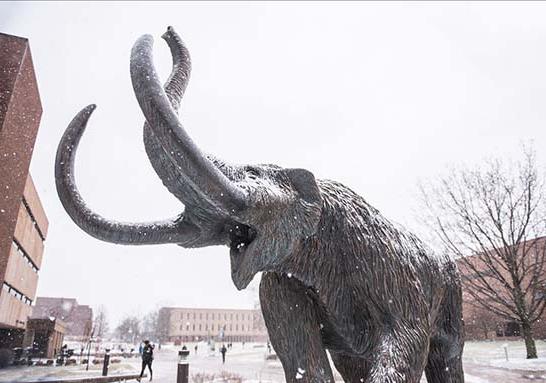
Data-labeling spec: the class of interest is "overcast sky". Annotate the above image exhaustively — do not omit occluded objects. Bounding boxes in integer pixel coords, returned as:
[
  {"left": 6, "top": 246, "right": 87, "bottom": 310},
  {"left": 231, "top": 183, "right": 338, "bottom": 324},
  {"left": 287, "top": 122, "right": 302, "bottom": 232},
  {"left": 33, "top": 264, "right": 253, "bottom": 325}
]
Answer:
[{"left": 2, "top": 2, "right": 546, "bottom": 327}]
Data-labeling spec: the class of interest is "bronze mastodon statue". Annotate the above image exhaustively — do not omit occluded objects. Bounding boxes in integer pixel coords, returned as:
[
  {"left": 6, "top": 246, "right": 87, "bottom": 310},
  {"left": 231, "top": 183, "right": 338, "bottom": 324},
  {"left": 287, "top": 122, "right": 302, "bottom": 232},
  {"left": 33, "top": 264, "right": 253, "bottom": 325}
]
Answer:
[{"left": 55, "top": 27, "right": 464, "bottom": 383}]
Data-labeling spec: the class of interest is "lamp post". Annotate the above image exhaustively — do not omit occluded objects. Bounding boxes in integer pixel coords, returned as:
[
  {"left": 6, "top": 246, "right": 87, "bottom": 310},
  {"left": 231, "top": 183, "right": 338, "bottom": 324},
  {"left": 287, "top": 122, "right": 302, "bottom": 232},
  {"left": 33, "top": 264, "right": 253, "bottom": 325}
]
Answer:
[
  {"left": 177, "top": 349, "right": 190, "bottom": 383},
  {"left": 85, "top": 327, "right": 95, "bottom": 371},
  {"left": 102, "top": 348, "right": 110, "bottom": 376},
  {"left": 85, "top": 337, "right": 95, "bottom": 371}
]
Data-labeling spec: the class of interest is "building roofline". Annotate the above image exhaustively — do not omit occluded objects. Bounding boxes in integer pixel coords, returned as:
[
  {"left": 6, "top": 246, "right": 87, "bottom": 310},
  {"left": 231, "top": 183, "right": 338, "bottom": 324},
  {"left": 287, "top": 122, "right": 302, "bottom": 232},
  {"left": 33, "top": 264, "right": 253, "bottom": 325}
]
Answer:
[{"left": 161, "top": 307, "right": 259, "bottom": 312}]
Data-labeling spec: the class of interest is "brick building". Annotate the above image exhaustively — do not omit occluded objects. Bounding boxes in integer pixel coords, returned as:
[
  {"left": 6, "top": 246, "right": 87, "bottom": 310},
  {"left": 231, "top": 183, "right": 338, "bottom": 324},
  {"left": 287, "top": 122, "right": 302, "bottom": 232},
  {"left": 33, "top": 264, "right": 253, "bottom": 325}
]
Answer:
[
  {"left": 32, "top": 297, "right": 93, "bottom": 341},
  {"left": 457, "top": 237, "right": 546, "bottom": 340},
  {"left": 159, "top": 307, "right": 268, "bottom": 344},
  {"left": 23, "top": 318, "right": 65, "bottom": 359},
  {"left": 0, "top": 32, "right": 48, "bottom": 350}
]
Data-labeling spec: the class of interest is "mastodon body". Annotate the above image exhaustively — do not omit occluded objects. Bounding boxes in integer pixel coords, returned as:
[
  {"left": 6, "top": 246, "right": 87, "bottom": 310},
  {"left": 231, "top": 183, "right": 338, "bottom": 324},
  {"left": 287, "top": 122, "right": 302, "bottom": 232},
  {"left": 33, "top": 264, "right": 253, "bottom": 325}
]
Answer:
[{"left": 55, "top": 27, "right": 464, "bottom": 383}]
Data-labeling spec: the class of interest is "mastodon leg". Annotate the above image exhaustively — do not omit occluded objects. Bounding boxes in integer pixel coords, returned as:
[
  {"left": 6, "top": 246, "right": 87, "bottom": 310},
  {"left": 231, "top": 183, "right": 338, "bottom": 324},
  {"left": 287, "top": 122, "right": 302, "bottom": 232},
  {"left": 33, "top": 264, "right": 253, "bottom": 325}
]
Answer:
[
  {"left": 367, "top": 328, "right": 430, "bottom": 383},
  {"left": 260, "top": 272, "right": 334, "bottom": 383}
]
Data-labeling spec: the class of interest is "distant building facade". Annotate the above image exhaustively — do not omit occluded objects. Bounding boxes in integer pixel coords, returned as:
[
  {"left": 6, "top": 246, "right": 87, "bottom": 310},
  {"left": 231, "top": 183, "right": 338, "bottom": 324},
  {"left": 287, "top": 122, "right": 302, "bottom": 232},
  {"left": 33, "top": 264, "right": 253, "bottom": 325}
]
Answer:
[
  {"left": 23, "top": 318, "right": 65, "bottom": 359},
  {"left": 457, "top": 237, "right": 546, "bottom": 340},
  {"left": 159, "top": 307, "right": 268, "bottom": 344},
  {"left": 32, "top": 297, "right": 93, "bottom": 341},
  {"left": 0, "top": 32, "right": 47, "bottom": 350}
]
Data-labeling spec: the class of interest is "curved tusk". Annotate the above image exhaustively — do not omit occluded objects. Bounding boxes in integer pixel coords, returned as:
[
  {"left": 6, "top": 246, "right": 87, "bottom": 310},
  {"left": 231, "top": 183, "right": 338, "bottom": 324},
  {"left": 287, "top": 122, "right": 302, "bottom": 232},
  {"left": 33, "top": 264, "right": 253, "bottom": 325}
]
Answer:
[
  {"left": 130, "top": 34, "right": 247, "bottom": 216},
  {"left": 55, "top": 104, "right": 200, "bottom": 245},
  {"left": 143, "top": 26, "right": 208, "bottom": 208}
]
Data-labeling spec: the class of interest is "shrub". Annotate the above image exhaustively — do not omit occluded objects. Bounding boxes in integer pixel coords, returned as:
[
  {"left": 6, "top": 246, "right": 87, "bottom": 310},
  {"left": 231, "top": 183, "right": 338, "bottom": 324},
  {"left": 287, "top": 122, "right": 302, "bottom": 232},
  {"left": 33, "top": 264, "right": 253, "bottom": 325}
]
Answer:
[
  {"left": 0, "top": 349, "right": 14, "bottom": 368},
  {"left": 219, "top": 371, "right": 242, "bottom": 383},
  {"left": 191, "top": 372, "right": 216, "bottom": 383}
]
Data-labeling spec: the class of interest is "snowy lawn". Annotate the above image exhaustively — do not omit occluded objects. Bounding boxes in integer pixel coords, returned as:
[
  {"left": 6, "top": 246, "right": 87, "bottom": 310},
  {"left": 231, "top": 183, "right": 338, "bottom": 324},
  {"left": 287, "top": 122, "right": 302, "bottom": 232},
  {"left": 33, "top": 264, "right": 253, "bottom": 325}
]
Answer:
[
  {"left": 463, "top": 340, "right": 546, "bottom": 371},
  {"left": 0, "top": 359, "right": 138, "bottom": 382}
]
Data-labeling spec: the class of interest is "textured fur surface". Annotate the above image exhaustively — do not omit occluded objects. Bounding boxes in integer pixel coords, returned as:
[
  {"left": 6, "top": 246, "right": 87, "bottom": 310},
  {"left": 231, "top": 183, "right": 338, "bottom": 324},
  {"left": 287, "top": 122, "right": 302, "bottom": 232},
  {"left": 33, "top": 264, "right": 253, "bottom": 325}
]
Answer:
[
  {"left": 55, "top": 28, "right": 465, "bottom": 383},
  {"left": 259, "top": 179, "right": 464, "bottom": 383}
]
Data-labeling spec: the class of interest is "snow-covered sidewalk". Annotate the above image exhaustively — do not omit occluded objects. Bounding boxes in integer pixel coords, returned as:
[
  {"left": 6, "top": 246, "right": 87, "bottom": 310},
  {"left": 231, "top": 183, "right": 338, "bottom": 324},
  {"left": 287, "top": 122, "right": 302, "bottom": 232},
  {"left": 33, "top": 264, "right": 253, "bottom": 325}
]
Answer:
[
  {"left": 135, "top": 341, "right": 546, "bottom": 383},
  {"left": 1, "top": 340, "right": 544, "bottom": 382}
]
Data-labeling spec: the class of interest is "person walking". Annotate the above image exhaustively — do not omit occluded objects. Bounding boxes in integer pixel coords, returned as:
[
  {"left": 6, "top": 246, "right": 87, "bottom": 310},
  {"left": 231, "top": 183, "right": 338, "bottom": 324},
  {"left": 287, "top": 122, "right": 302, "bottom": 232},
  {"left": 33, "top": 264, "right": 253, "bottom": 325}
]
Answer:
[
  {"left": 137, "top": 340, "right": 154, "bottom": 382},
  {"left": 220, "top": 344, "right": 227, "bottom": 364}
]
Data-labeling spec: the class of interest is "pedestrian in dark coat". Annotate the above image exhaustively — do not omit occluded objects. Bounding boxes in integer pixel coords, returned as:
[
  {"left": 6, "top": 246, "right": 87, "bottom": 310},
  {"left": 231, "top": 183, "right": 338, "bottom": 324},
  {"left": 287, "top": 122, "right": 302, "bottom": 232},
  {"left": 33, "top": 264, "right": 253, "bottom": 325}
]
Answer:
[
  {"left": 220, "top": 344, "right": 227, "bottom": 364},
  {"left": 137, "top": 340, "right": 154, "bottom": 382}
]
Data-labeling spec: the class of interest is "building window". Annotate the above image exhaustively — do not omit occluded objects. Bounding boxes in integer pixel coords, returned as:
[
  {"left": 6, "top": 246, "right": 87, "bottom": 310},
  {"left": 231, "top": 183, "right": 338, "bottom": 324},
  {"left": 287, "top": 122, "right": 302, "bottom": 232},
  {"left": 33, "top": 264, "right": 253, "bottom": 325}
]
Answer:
[
  {"left": 21, "top": 197, "right": 45, "bottom": 241},
  {"left": 502, "top": 322, "right": 521, "bottom": 337},
  {"left": 11, "top": 240, "right": 38, "bottom": 273},
  {"left": 2, "top": 282, "right": 32, "bottom": 306}
]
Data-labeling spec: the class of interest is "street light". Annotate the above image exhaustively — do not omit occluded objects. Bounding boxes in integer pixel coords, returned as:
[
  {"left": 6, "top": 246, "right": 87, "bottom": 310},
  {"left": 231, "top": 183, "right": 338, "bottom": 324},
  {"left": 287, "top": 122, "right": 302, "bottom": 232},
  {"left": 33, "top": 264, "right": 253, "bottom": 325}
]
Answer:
[{"left": 177, "top": 349, "right": 190, "bottom": 383}]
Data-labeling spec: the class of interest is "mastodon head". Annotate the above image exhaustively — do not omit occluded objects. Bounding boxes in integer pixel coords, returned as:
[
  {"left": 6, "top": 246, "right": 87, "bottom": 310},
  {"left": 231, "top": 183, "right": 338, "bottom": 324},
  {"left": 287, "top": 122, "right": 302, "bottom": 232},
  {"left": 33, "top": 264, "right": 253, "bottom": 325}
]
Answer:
[{"left": 55, "top": 27, "right": 323, "bottom": 290}]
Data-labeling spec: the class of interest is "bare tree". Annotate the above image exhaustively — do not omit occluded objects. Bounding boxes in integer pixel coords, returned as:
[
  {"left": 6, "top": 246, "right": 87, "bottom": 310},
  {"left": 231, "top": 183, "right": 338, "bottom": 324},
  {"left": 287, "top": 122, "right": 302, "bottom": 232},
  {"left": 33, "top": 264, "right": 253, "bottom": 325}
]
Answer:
[
  {"left": 142, "top": 310, "right": 161, "bottom": 341},
  {"left": 156, "top": 308, "right": 170, "bottom": 344},
  {"left": 419, "top": 147, "right": 546, "bottom": 359},
  {"left": 93, "top": 305, "right": 109, "bottom": 341},
  {"left": 116, "top": 316, "right": 141, "bottom": 344}
]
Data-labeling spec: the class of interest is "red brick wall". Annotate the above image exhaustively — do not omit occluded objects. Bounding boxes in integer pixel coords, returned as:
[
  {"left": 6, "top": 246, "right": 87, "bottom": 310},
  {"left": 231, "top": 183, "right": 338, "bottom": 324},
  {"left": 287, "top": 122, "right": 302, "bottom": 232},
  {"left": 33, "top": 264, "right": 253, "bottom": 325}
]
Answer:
[
  {"left": 0, "top": 32, "right": 42, "bottom": 288},
  {"left": 457, "top": 238, "right": 546, "bottom": 340}
]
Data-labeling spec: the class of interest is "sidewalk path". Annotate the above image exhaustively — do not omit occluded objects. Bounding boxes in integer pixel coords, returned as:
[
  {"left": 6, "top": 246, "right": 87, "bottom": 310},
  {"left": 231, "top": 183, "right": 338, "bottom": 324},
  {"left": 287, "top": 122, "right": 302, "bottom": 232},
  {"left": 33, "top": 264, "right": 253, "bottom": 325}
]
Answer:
[{"left": 137, "top": 346, "right": 546, "bottom": 383}]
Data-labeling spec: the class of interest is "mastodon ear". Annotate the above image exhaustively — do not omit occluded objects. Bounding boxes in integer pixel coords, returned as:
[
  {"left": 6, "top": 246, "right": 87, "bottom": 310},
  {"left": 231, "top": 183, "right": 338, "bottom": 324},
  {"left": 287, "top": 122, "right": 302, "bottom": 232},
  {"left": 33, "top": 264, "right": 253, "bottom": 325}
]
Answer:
[{"left": 285, "top": 168, "right": 321, "bottom": 205}]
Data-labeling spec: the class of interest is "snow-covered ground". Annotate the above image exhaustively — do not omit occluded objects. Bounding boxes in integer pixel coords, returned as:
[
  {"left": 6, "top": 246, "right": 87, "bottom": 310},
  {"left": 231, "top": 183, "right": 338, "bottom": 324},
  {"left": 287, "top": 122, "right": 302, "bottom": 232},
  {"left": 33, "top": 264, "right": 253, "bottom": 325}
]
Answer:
[
  {"left": 463, "top": 340, "right": 546, "bottom": 372},
  {"left": 0, "top": 359, "right": 138, "bottom": 382},
  {"left": 1, "top": 340, "right": 545, "bottom": 382},
  {"left": 149, "top": 341, "right": 546, "bottom": 383}
]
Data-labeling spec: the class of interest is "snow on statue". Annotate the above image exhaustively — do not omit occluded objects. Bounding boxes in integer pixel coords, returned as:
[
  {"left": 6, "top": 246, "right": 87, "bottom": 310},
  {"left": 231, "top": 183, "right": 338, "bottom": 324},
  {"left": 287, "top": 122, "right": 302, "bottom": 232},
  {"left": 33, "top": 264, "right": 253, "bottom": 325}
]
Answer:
[{"left": 55, "top": 26, "right": 465, "bottom": 383}]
